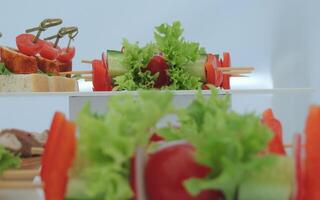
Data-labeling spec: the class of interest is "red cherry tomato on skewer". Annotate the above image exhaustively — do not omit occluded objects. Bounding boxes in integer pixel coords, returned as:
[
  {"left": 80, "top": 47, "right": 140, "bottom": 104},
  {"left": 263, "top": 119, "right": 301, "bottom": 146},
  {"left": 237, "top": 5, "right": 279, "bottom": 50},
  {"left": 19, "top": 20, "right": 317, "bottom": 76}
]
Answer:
[
  {"left": 92, "top": 59, "right": 112, "bottom": 91},
  {"left": 39, "top": 41, "right": 61, "bottom": 60},
  {"left": 57, "top": 47, "right": 75, "bottom": 63},
  {"left": 213, "top": 55, "right": 223, "bottom": 87},
  {"left": 205, "top": 54, "right": 216, "bottom": 85},
  {"left": 16, "top": 34, "right": 45, "bottom": 56}
]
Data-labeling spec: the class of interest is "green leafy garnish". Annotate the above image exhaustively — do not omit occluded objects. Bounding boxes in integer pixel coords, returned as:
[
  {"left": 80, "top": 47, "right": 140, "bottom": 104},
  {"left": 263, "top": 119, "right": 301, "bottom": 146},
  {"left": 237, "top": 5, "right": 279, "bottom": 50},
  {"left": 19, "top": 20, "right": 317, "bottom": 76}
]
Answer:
[
  {"left": 0, "top": 63, "right": 11, "bottom": 75},
  {"left": 76, "top": 91, "right": 173, "bottom": 200},
  {"left": 0, "top": 145, "right": 20, "bottom": 173},
  {"left": 114, "top": 21, "right": 205, "bottom": 90},
  {"left": 158, "top": 89, "right": 276, "bottom": 200},
  {"left": 154, "top": 21, "right": 204, "bottom": 89},
  {"left": 114, "top": 40, "right": 158, "bottom": 90}
]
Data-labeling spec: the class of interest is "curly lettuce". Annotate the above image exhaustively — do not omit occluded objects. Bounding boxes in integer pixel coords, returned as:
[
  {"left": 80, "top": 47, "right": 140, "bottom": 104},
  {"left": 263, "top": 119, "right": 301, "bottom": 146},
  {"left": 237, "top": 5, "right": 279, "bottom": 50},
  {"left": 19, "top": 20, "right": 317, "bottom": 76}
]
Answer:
[
  {"left": 158, "top": 89, "right": 278, "bottom": 200},
  {"left": 0, "top": 145, "right": 20, "bottom": 173},
  {"left": 76, "top": 91, "right": 173, "bottom": 200},
  {"left": 114, "top": 21, "right": 205, "bottom": 90},
  {"left": 0, "top": 63, "right": 11, "bottom": 75}
]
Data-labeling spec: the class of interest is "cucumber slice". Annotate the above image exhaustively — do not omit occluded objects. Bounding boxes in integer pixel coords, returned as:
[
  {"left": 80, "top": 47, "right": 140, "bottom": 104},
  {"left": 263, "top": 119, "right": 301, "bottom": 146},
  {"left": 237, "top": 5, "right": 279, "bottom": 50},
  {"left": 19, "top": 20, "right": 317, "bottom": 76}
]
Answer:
[
  {"left": 238, "top": 157, "right": 294, "bottom": 200},
  {"left": 183, "top": 55, "right": 206, "bottom": 81},
  {"left": 107, "top": 50, "right": 128, "bottom": 77}
]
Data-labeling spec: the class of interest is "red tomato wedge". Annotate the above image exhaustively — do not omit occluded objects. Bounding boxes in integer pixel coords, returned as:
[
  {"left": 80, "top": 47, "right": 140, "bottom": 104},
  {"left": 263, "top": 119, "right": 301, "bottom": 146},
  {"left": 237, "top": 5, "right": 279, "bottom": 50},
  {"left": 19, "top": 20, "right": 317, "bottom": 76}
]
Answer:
[
  {"left": 92, "top": 59, "right": 112, "bottom": 91},
  {"left": 16, "top": 34, "right": 45, "bottom": 56},
  {"left": 293, "top": 134, "right": 305, "bottom": 200},
  {"left": 305, "top": 106, "right": 320, "bottom": 200},
  {"left": 145, "top": 142, "right": 222, "bottom": 200},
  {"left": 101, "top": 52, "right": 108, "bottom": 69},
  {"left": 222, "top": 52, "right": 231, "bottom": 90},
  {"left": 57, "top": 47, "right": 75, "bottom": 63},
  {"left": 212, "top": 56, "right": 223, "bottom": 87},
  {"left": 261, "top": 108, "right": 286, "bottom": 155},
  {"left": 41, "top": 112, "right": 65, "bottom": 179},
  {"left": 146, "top": 55, "right": 170, "bottom": 88},
  {"left": 39, "top": 42, "right": 60, "bottom": 60},
  {"left": 205, "top": 54, "right": 216, "bottom": 85}
]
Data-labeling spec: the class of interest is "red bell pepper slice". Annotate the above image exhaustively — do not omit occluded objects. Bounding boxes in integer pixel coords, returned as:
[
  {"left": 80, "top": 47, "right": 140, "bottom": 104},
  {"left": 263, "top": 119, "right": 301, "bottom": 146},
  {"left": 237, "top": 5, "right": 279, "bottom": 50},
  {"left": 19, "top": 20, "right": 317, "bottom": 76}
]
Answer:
[
  {"left": 305, "top": 106, "right": 320, "bottom": 200},
  {"left": 205, "top": 54, "right": 216, "bottom": 85},
  {"left": 261, "top": 108, "right": 286, "bottom": 155},
  {"left": 16, "top": 34, "right": 45, "bottom": 56},
  {"left": 222, "top": 52, "right": 231, "bottom": 90},
  {"left": 42, "top": 112, "right": 77, "bottom": 200},
  {"left": 293, "top": 134, "right": 305, "bottom": 200},
  {"left": 92, "top": 59, "right": 112, "bottom": 91},
  {"left": 41, "top": 112, "right": 65, "bottom": 179},
  {"left": 39, "top": 41, "right": 61, "bottom": 60},
  {"left": 57, "top": 47, "right": 75, "bottom": 63},
  {"left": 102, "top": 51, "right": 108, "bottom": 69}
]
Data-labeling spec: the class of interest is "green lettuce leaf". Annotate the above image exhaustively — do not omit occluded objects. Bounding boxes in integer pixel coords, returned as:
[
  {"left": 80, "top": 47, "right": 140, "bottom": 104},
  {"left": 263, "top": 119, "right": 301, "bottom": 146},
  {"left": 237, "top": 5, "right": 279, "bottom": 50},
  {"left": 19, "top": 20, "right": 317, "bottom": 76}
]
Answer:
[
  {"left": 154, "top": 21, "right": 204, "bottom": 90},
  {"left": 76, "top": 91, "right": 173, "bottom": 200},
  {"left": 114, "top": 21, "right": 205, "bottom": 90},
  {"left": 114, "top": 40, "right": 158, "bottom": 90},
  {"left": 0, "top": 145, "right": 20, "bottom": 173},
  {"left": 158, "top": 89, "right": 277, "bottom": 200},
  {"left": 0, "top": 63, "right": 11, "bottom": 75}
]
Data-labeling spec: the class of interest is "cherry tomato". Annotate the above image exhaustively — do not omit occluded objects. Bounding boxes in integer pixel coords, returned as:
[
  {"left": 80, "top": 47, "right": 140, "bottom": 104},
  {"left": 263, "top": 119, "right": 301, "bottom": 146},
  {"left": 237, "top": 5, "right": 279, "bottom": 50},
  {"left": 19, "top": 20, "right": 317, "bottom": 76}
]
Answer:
[
  {"left": 92, "top": 59, "right": 112, "bottom": 91},
  {"left": 146, "top": 55, "right": 170, "bottom": 88},
  {"left": 39, "top": 41, "right": 60, "bottom": 60},
  {"left": 145, "top": 142, "right": 222, "bottom": 200},
  {"left": 57, "top": 47, "right": 75, "bottom": 63},
  {"left": 16, "top": 34, "right": 45, "bottom": 56}
]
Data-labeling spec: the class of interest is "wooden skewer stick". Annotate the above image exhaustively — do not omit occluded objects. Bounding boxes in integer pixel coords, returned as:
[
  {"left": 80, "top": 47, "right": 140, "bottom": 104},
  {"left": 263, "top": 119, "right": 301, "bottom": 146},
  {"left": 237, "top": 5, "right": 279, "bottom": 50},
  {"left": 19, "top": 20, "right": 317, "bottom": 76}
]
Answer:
[
  {"left": 1, "top": 169, "right": 39, "bottom": 181},
  {"left": 59, "top": 70, "right": 92, "bottom": 76},
  {"left": 31, "top": 147, "right": 44, "bottom": 156},
  {"left": 83, "top": 76, "right": 93, "bottom": 81},
  {"left": 82, "top": 60, "right": 93, "bottom": 64},
  {"left": 217, "top": 67, "right": 255, "bottom": 71},
  {"left": 231, "top": 75, "right": 249, "bottom": 77},
  {"left": 284, "top": 143, "right": 305, "bottom": 148},
  {"left": 0, "top": 181, "right": 43, "bottom": 189},
  {"left": 222, "top": 71, "right": 252, "bottom": 75}
]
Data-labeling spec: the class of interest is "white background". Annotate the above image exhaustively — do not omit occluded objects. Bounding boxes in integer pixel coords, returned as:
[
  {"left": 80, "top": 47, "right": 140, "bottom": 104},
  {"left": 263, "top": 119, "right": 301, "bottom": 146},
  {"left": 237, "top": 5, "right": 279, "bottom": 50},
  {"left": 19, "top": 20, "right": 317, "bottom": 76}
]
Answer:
[{"left": 0, "top": 0, "right": 319, "bottom": 140}]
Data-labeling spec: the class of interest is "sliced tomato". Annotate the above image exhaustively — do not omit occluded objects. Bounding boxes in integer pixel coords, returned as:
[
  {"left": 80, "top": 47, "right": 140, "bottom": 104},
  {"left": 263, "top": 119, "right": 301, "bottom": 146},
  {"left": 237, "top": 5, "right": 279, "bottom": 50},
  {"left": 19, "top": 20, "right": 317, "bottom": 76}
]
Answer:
[
  {"left": 16, "top": 34, "right": 45, "bottom": 56},
  {"left": 146, "top": 55, "right": 170, "bottom": 88},
  {"left": 39, "top": 42, "right": 60, "bottom": 60},
  {"left": 92, "top": 59, "right": 112, "bottom": 91},
  {"left": 41, "top": 112, "right": 65, "bottom": 179},
  {"left": 261, "top": 108, "right": 286, "bottom": 155},
  {"left": 305, "top": 106, "right": 320, "bottom": 200},
  {"left": 212, "top": 56, "right": 223, "bottom": 87},
  {"left": 57, "top": 47, "right": 75, "bottom": 63},
  {"left": 205, "top": 54, "right": 216, "bottom": 85},
  {"left": 101, "top": 51, "right": 108, "bottom": 69},
  {"left": 222, "top": 52, "right": 231, "bottom": 90}
]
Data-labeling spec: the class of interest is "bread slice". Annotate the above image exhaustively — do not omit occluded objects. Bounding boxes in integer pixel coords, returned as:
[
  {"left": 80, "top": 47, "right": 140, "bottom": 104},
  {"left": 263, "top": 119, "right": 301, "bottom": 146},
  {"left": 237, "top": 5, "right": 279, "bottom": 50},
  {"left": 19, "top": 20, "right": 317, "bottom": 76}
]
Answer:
[
  {"left": 49, "top": 76, "right": 79, "bottom": 92},
  {"left": 0, "top": 74, "right": 49, "bottom": 92},
  {"left": 0, "top": 46, "right": 38, "bottom": 74}
]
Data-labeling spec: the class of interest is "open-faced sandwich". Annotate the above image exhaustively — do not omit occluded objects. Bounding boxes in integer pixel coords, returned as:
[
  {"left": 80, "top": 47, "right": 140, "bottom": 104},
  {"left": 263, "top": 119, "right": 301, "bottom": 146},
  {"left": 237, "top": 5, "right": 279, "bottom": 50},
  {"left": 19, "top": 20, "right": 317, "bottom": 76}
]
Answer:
[{"left": 0, "top": 19, "right": 79, "bottom": 92}]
